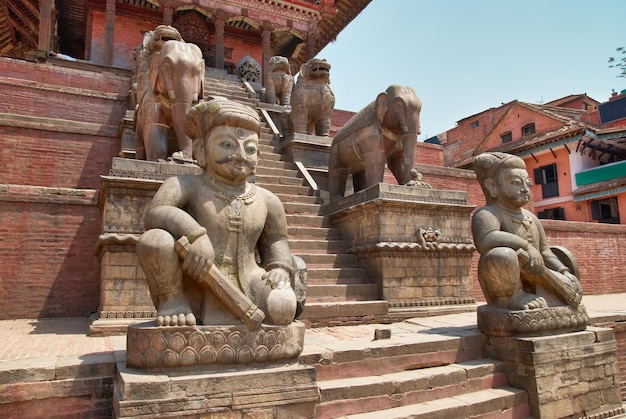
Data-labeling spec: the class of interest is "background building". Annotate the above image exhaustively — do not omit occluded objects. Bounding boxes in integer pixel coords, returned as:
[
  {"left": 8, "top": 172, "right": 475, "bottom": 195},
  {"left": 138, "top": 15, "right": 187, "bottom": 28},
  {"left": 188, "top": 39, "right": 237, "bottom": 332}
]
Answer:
[{"left": 433, "top": 92, "right": 626, "bottom": 224}]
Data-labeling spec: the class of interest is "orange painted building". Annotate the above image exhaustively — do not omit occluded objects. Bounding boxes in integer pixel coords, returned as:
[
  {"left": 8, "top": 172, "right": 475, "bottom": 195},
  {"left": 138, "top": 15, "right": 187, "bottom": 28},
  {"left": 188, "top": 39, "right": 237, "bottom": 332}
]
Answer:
[{"left": 435, "top": 93, "right": 626, "bottom": 224}]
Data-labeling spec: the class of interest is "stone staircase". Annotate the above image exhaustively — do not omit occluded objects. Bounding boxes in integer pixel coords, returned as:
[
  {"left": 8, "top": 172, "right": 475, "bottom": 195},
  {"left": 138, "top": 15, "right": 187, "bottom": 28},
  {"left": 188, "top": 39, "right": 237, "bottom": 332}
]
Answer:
[
  {"left": 255, "top": 123, "right": 386, "bottom": 327},
  {"left": 299, "top": 317, "right": 531, "bottom": 419},
  {"left": 200, "top": 74, "right": 389, "bottom": 327}
]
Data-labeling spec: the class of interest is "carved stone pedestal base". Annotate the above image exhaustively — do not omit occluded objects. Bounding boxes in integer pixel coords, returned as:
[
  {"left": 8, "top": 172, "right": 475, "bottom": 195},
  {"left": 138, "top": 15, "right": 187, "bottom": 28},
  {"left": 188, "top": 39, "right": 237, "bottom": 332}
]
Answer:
[
  {"left": 126, "top": 321, "right": 306, "bottom": 369},
  {"left": 326, "top": 183, "right": 476, "bottom": 307},
  {"left": 114, "top": 360, "right": 319, "bottom": 418},
  {"left": 477, "top": 304, "right": 589, "bottom": 337},
  {"left": 485, "top": 327, "right": 624, "bottom": 419}
]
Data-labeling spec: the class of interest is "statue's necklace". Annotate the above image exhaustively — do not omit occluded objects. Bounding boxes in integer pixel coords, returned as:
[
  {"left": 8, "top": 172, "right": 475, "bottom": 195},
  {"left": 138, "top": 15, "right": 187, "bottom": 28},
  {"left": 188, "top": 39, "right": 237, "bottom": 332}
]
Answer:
[{"left": 200, "top": 174, "right": 256, "bottom": 295}]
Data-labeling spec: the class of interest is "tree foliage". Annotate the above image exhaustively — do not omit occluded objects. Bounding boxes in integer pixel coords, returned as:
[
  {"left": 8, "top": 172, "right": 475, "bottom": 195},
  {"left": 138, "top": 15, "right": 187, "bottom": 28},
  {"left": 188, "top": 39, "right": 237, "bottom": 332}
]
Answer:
[{"left": 608, "top": 47, "right": 626, "bottom": 78}]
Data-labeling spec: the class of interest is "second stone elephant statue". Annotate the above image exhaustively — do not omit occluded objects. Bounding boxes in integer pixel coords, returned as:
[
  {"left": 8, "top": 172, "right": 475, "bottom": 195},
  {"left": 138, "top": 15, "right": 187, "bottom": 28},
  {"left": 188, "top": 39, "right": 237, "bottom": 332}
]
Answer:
[
  {"left": 328, "top": 85, "right": 429, "bottom": 202},
  {"left": 135, "top": 39, "right": 205, "bottom": 162}
]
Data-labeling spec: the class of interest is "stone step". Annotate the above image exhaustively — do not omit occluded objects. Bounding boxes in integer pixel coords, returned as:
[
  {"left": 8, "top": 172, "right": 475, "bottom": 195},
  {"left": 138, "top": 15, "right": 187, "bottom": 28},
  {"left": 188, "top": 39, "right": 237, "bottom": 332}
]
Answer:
[
  {"left": 256, "top": 151, "right": 284, "bottom": 162},
  {"left": 276, "top": 194, "right": 323, "bottom": 205},
  {"left": 255, "top": 166, "right": 299, "bottom": 177},
  {"left": 316, "top": 360, "right": 512, "bottom": 418},
  {"left": 256, "top": 158, "right": 297, "bottom": 170},
  {"left": 283, "top": 201, "right": 323, "bottom": 215},
  {"left": 286, "top": 214, "right": 331, "bottom": 228},
  {"left": 305, "top": 267, "right": 370, "bottom": 284},
  {"left": 306, "top": 284, "right": 378, "bottom": 301},
  {"left": 254, "top": 174, "right": 304, "bottom": 186},
  {"left": 339, "top": 387, "right": 529, "bottom": 419},
  {"left": 288, "top": 239, "right": 349, "bottom": 253},
  {"left": 298, "top": 301, "right": 389, "bottom": 328},
  {"left": 264, "top": 183, "right": 314, "bottom": 197},
  {"left": 299, "top": 316, "right": 486, "bottom": 382},
  {"left": 287, "top": 226, "right": 343, "bottom": 240},
  {"left": 296, "top": 252, "right": 360, "bottom": 267}
]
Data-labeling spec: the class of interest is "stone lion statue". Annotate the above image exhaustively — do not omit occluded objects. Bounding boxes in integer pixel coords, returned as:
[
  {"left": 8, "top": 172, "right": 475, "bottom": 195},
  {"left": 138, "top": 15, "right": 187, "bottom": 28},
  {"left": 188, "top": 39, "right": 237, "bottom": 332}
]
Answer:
[
  {"left": 288, "top": 58, "right": 335, "bottom": 136},
  {"left": 264, "top": 56, "right": 294, "bottom": 106}
]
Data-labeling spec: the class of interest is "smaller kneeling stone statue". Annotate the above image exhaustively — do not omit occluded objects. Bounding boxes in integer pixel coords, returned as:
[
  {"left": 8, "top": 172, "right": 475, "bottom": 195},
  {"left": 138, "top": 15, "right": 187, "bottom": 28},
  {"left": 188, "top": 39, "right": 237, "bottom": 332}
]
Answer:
[
  {"left": 128, "top": 97, "right": 307, "bottom": 369},
  {"left": 471, "top": 152, "right": 587, "bottom": 336}
]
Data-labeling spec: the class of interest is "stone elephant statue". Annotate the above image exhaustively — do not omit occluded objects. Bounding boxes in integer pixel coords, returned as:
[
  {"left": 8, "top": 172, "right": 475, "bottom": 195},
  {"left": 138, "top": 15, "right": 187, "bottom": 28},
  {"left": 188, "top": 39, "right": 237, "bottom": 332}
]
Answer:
[
  {"left": 135, "top": 39, "right": 205, "bottom": 163},
  {"left": 289, "top": 58, "right": 335, "bottom": 136},
  {"left": 264, "top": 56, "right": 294, "bottom": 106},
  {"left": 328, "top": 85, "right": 430, "bottom": 202}
]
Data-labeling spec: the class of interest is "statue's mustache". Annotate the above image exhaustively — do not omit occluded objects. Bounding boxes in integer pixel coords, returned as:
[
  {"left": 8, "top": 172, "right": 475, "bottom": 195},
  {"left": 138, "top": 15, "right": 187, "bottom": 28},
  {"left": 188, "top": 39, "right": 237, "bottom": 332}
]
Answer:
[{"left": 215, "top": 155, "right": 255, "bottom": 170}]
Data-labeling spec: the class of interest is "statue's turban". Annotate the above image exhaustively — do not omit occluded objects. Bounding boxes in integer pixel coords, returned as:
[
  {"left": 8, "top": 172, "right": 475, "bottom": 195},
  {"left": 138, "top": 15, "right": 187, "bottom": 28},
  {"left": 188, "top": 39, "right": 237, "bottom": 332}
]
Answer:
[
  {"left": 184, "top": 96, "right": 261, "bottom": 140},
  {"left": 473, "top": 152, "right": 526, "bottom": 184}
]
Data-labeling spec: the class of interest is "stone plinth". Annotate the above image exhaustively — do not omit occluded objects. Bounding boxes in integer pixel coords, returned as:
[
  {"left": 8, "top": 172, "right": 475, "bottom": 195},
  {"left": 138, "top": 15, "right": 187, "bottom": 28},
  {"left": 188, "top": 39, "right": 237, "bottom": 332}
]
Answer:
[
  {"left": 279, "top": 132, "right": 332, "bottom": 169},
  {"left": 114, "top": 360, "right": 319, "bottom": 418},
  {"left": 477, "top": 304, "right": 589, "bottom": 337},
  {"left": 126, "top": 321, "right": 306, "bottom": 369},
  {"left": 91, "top": 158, "right": 202, "bottom": 336},
  {"left": 486, "top": 327, "right": 624, "bottom": 419},
  {"left": 325, "top": 183, "right": 476, "bottom": 308}
]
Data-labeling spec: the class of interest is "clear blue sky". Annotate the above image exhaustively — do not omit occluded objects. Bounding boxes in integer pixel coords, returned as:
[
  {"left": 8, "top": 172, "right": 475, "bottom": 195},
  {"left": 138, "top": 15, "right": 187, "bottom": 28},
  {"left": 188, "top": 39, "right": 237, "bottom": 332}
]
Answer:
[{"left": 319, "top": 0, "right": 626, "bottom": 140}]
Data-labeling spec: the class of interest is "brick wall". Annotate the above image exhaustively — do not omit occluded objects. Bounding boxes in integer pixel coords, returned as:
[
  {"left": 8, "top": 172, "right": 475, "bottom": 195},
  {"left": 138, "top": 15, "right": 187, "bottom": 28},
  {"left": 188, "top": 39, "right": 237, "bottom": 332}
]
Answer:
[
  {"left": 542, "top": 220, "right": 626, "bottom": 295},
  {"left": 0, "top": 122, "right": 120, "bottom": 189},
  {"left": 0, "top": 186, "right": 100, "bottom": 319},
  {"left": 0, "top": 58, "right": 130, "bottom": 319}
]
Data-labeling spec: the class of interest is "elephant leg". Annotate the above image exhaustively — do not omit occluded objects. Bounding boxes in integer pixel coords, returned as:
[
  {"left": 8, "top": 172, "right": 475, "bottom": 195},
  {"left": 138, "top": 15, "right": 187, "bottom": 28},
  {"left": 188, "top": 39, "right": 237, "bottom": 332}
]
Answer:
[
  {"left": 363, "top": 149, "right": 387, "bottom": 188},
  {"left": 135, "top": 122, "right": 146, "bottom": 160},
  {"left": 328, "top": 151, "right": 348, "bottom": 202},
  {"left": 171, "top": 103, "right": 193, "bottom": 161},
  {"left": 388, "top": 134, "right": 417, "bottom": 185},
  {"left": 144, "top": 123, "right": 169, "bottom": 161},
  {"left": 352, "top": 171, "right": 367, "bottom": 193}
]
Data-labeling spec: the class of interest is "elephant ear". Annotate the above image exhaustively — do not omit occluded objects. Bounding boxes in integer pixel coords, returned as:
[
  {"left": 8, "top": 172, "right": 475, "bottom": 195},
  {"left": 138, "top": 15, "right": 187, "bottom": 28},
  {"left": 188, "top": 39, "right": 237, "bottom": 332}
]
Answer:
[{"left": 375, "top": 92, "right": 388, "bottom": 125}]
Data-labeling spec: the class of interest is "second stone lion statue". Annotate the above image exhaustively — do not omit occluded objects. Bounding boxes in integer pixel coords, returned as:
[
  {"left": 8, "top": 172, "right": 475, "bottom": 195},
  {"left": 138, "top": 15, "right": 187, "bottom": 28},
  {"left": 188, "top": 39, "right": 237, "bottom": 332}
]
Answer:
[
  {"left": 264, "top": 56, "right": 294, "bottom": 106},
  {"left": 289, "top": 58, "right": 335, "bottom": 136}
]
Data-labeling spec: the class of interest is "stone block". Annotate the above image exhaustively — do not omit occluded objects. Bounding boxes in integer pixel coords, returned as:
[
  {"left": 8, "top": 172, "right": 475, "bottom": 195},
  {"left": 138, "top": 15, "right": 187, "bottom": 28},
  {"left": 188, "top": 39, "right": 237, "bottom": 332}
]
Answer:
[
  {"left": 0, "top": 357, "right": 56, "bottom": 385},
  {"left": 487, "top": 327, "right": 623, "bottom": 418},
  {"left": 55, "top": 354, "right": 116, "bottom": 380},
  {"left": 114, "top": 362, "right": 318, "bottom": 418}
]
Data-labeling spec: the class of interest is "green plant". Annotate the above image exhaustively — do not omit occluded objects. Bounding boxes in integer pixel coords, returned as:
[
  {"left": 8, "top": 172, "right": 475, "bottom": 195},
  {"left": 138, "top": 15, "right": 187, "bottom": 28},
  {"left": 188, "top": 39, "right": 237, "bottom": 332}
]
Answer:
[{"left": 608, "top": 47, "right": 626, "bottom": 78}]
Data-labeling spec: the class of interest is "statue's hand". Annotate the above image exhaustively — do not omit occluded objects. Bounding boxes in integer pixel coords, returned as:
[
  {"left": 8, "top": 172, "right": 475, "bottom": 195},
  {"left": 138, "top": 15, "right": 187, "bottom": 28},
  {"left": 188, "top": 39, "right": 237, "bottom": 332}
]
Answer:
[
  {"left": 182, "top": 235, "right": 214, "bottom": 281},
  {"left": 523, "top": 246, "right": 545, "bottom": 276},
  {"left": 263, "top": 268, "right": 291, "bottom": 290}
]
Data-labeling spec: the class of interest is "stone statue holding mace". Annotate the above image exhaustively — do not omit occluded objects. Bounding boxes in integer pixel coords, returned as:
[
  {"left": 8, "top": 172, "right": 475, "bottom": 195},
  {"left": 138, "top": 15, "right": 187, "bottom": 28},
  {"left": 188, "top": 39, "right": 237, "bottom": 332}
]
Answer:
[
  {"left": 136, "top": 97, "right": 305, "bottom": 330},
  {"left": 471, "top": 152, "right": 583, "bottom": 311}
]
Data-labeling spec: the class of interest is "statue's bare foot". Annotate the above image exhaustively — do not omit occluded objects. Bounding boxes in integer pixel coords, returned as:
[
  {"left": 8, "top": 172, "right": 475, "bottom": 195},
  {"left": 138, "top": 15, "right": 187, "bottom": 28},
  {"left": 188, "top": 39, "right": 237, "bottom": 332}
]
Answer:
[
  {"left": 156, "top": 293, "right": 196, "bottom": 326},
  {"left": 497, "top": 291, "right": 547, "bottom": 310}
]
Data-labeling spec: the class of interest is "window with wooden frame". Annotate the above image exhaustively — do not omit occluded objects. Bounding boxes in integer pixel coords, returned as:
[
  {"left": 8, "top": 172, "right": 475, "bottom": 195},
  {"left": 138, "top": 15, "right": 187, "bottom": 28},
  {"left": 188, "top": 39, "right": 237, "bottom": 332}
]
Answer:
[
  {"left": 500, "top": 131, "right": 512, "bottom": 143},
  {"left": 590, "top": 197, "right": 620, "bottom": 224},
  {"left": 522, "top": 123, "right": 536, "bottom": 136},
  {"left": 533, "top": 163, "right": 559, "bottom": 198},
  {"left": 537, "top": 207, "right": 565, "bottom": 220}
]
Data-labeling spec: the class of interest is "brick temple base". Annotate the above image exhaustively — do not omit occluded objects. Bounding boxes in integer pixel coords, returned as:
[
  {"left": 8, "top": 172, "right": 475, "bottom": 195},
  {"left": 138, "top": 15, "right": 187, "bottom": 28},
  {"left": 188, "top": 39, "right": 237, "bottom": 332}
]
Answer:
[{"left": 326, "top": 183, "right": 476, "bottom": 307}]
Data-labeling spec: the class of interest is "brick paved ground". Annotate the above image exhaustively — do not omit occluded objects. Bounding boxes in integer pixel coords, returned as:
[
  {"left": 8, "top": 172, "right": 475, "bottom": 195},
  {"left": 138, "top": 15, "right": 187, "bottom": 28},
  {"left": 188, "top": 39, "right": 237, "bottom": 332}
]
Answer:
[
  {"left": 0, "top": 294, "right": 624, "bottom": 362},
  {"left": 0, "top": 317, "right": 112, "bottom": 361}
]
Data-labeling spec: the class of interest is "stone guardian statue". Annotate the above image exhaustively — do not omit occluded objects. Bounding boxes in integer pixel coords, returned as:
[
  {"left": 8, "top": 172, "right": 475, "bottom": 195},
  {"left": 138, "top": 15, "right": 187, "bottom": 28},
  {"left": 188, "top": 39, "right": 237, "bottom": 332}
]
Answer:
[
  {"left": 136, "top": 97, "right": 306, "bottom": 330},
  {"left": 472, "top": 152, "right": 583, "bottom": 311}
]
